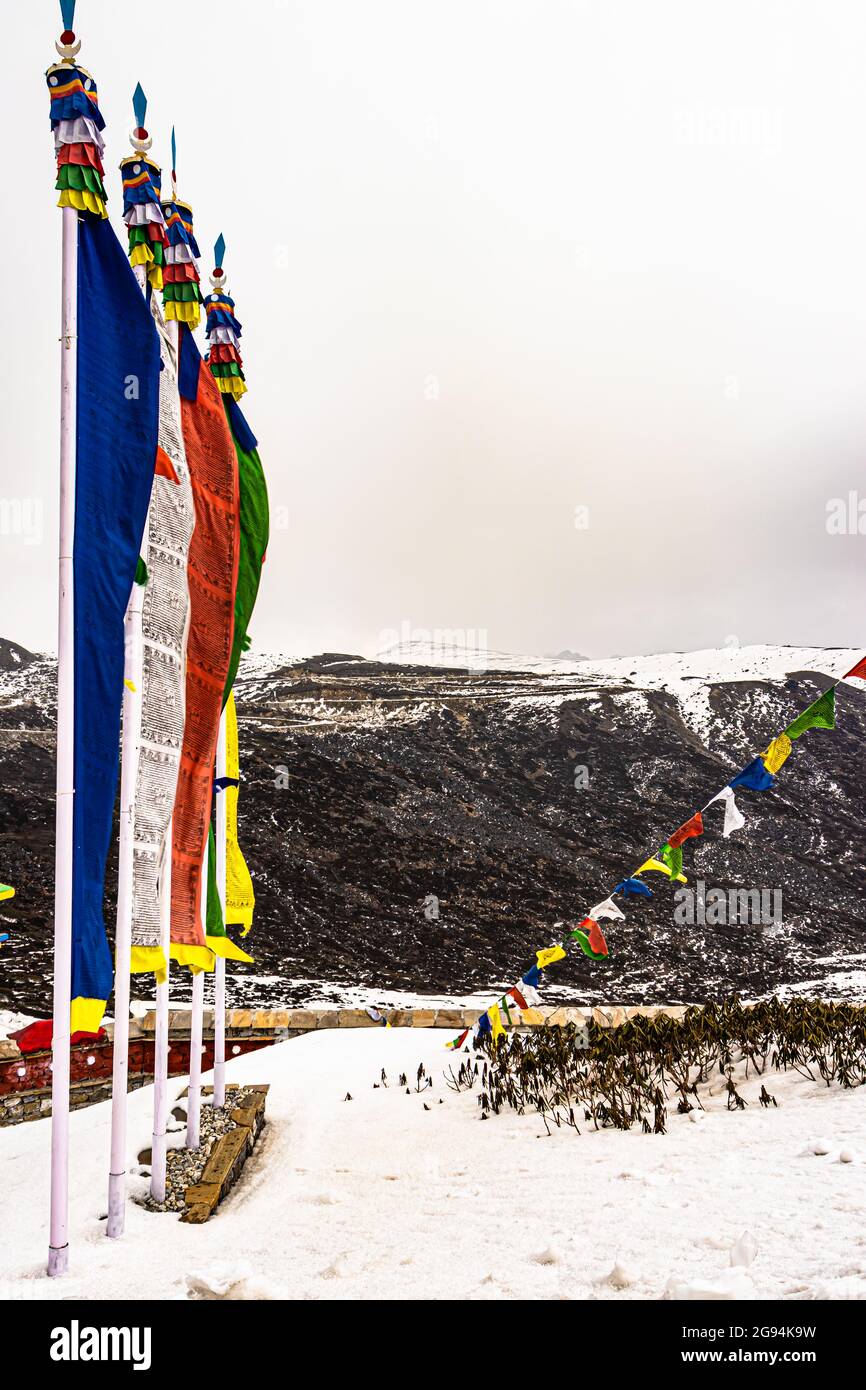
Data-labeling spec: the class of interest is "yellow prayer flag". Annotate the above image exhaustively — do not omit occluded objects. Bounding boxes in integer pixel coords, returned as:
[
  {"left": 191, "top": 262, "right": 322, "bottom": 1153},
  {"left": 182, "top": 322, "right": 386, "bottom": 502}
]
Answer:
[
  {"left": 637, "top": 856, "right": 688, "bottom": 884},
  {"left": 489, "top": 1003, "right": 505, "bottom": 1042},
  {"left": 225, "top": 692, "right": 256, "bottom": 934},
  {"left": 536, "top": 944, "right": 566, "bottom": 970},
  {"left": 762, "top": 732, "right": 792, "bottom": 775}
]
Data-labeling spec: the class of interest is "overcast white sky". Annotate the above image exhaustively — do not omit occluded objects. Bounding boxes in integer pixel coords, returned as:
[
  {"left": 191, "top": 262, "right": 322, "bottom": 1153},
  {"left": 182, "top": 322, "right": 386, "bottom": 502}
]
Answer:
[{"left": 3, "top": 0, "right": 865, "bottom": 660}]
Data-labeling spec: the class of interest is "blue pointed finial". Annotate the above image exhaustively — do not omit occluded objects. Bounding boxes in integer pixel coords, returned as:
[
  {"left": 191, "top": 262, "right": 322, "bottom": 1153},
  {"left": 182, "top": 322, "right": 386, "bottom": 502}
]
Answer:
[
  {"left": 132, "top": 82, "right": 147, "bottom": 130},
  {"left": 60, "top": 0, "right": 76, "bottom": 31},
  {"left": 214, "top": 234, "right": 226, "bottom": 269},
  {"left": 171, "top": 126, "right": 177, "bottom": 176}
]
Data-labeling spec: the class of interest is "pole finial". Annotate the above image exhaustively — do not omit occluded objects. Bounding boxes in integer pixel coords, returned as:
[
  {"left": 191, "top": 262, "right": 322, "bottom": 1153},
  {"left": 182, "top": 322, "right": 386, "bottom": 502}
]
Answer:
[
  {"left": 170, "top": 127, "right": 178, "bottom": 198},
  {"left": 56, "top": 0, "right": 80, "bottom": 57},
  {"left": 130, "top": 83, "right": 152, "bottom": 152},
  {"left": 210, "top": 234, "right": 227, "bottom": 290}
]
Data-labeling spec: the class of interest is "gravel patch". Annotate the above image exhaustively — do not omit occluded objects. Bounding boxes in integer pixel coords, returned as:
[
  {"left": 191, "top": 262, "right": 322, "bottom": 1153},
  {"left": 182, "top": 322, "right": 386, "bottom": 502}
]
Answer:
[{"left": 139, "top": 1087, "right": 259, "bottom": 1214}]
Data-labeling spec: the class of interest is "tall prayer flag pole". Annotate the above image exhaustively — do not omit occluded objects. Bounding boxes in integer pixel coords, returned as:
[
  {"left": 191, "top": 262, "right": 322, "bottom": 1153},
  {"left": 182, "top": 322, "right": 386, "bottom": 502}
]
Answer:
[
  {"left": 205, "top": 234, "right": 249, "bottom": 1106},
  {"left": 210, "top": 234, "right": 231, "bottom": 1111},
  {"left": 47, "top": 3, "right": 81, "bottom": 1274},
  {"left": 49, "top": 0, "right": 156, "bottom": 1274},
  {"left": 106, "top": 88, "right": 158, "bottom": 1241},
  {"left": 149, "top": 128, "right": 184, "bottom": 1203}
]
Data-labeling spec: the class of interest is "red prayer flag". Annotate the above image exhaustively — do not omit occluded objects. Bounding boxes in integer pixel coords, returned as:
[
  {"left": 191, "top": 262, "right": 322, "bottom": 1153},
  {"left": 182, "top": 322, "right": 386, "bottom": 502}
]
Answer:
[
  {"left": 11, "top": 1019, "right": 106, "bottom": 1054},
  {"left": 669, "top": 811, "right": 704, "bottom": 848},
  {"left": 579, "top": 917, "right": 609, "bottom": 957},
  {"left": 844, "top": 655, "right": 866, "bottom": 681}
]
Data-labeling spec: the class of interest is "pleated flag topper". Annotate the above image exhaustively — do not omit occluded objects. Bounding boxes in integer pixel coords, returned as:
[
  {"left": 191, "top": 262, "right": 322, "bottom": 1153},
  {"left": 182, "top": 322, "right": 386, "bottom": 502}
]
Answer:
[
  {"left": 119, "top": 83, "right": 169, "bottom": 293},
  {"left": 206, "top": 233, "right": 248, "bottom": 399},
  {"left": 160, "top": 129, "right": 205, "bottom": 328},
  {"left": 47, "top": 6, "right": 108, "bottom": 218}
]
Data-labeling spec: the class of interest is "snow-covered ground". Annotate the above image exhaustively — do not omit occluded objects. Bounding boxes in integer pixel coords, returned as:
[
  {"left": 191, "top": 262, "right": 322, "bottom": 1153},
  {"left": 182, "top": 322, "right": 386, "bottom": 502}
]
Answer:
[{"left": 1, "top": 1028, "right": 864, "bottom": 1301}]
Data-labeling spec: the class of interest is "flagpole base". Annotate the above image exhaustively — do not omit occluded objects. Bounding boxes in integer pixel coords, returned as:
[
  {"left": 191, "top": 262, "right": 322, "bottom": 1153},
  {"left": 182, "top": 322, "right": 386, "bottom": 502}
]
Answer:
[
  {"left": 213, "top": 955, "right": 226, "bottom": 1108},
  {"left": 106, "top": 1173, "right": 126, "bottom": 1239},
  {"left": 150, "top": 1130, "right": 166, "bottom": 1206},
  {"left": 187, "top": 970, "right": 204, "bottom": 1149},
  {"left": 48, "top": 1244, "right": 69, "bottom": 1278}
]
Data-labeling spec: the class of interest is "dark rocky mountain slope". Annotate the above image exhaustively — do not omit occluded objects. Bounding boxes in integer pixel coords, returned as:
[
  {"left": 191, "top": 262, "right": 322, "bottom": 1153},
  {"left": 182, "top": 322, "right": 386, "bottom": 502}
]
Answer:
[{"left": 1, "top": 639, "right": 863, "bottom": 1016}]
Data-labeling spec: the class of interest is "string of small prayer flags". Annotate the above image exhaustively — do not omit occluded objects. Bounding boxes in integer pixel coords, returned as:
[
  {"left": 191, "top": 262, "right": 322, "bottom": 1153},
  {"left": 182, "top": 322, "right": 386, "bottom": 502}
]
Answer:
[{"left": 447, "top": 655, "right": 866, "bottom": 1048}]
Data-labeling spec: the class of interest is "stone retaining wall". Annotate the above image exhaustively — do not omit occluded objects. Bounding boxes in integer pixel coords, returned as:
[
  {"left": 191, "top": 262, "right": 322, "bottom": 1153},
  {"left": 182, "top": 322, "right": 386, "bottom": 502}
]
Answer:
[{"left": 0, "top": 1004, "right": 693, "bottom": 1125}]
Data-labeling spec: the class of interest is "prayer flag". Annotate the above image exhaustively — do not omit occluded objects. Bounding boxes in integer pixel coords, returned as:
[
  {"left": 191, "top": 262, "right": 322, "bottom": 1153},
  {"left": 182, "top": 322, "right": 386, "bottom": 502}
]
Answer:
[
  {"left": 660, "top": 842, "right": 684, "bottom": 881},
  {"left": 729, "top": 757, "right": 775, "bottom": 792},
  {"left": 615, "top": 877, "right": 654, "bottom": 898},
  {"left": 129, "top": 296, "right": 193, "bottom": 986},
  {"left": 171, "top": 331, "right": 240, "bottom": 967},
  {"left": 668, "top": 812, "right": 703, "bottom": 848},
  {"left": 762, "top": 732, "right": 792, "bottom": 775},
  {"left": 222, "top": 399, "right": 269, "bottom": 703},
  {"left": 589, "top": 896, "right": 625, "bottom": 922},
  {"left": 706, "top": 786, "right": 746, "bottom": 838},
  {"left": 489, "top": 1004, "right": 505, "bottom": 1042},
  {"left": 785, "top": 688, "right": 836, "bottom": 741},
  {"left": 569, "top": 918, "right": 609, "bottom": 960},
  {"left": 636, "top": 856, "right": 687, "bottom": 883},
  {"left": 536, "top": 944, "right": 566, "bottom": 970},
  {"left": 70, "top": 217, "right": 160, "bottom": 1030}
]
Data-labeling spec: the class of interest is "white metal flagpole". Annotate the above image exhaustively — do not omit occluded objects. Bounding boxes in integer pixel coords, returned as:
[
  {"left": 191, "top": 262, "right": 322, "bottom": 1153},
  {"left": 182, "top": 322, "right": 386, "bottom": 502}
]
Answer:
[
  {"left": 106, "top": 584, "right": 144, "bottom": 1238},
  {"left": 213, "top": 709, "right": 228, "bottom": 1107},
  {"left": 48, "top": 199, "right": 78, "bottom": 1279},
  {"left": 151, "top": 307, "right": 180, "bottom": 1203},
  {"left": 150, "top": 824, "right": 171, "bottom": 1202},
  {"left": 186, "top": 829, "right": 207, "bottom": 1148},
  {"left": 105, "top": 95, "right": 156, "bottom": 1239}
]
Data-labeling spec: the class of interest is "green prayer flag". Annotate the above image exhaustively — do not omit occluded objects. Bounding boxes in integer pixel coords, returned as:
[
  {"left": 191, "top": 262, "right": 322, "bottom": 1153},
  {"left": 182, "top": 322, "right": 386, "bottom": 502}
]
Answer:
[
  {"left": 661, "top": 841, "right": 683, "bottom": 880},
  {"left": 571, "top": 928, "right": 607, "bottom": 961},
  {"left": 205, "top": 821, "right": 225, "bottom": 938},
  {"left": 222, "top": 411, "right": 269, "bottom": 705},
  {"left": 785, "top": 687, "right": 836, "bottom": 740}
]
